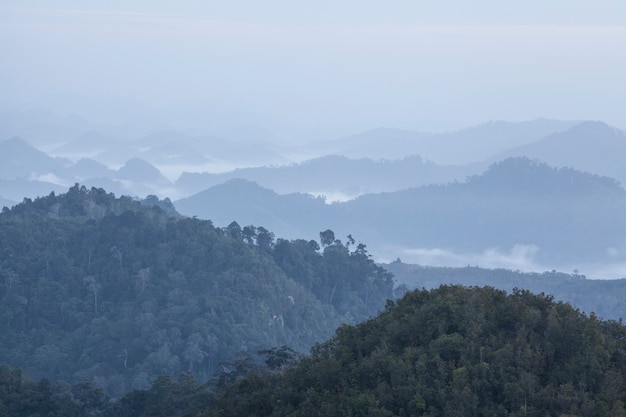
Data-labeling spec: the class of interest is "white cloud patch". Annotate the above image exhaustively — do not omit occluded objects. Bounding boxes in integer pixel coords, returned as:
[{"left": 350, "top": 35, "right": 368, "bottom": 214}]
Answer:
[
  {"left": 387, "top": 244, "right": 542, "bottom": 272},
  {"left": 373, "top": 244, "right": 626, "bottom": 280}
]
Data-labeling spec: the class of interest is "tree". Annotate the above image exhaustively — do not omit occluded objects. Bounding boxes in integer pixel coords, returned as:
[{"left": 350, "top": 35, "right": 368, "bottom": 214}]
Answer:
[
  {"left": 242, "top": 225, "right": 257, "bottom": 244},
  {"left": 226, "top": 221, "right": 242, "bottom": 240},
  {"left": 256, "top": 226, "right": 275, "bottom": 250},
  {"left": 110, "top": 245, "right": 123, "bottom": 269},
  {"left": 83, "top": 275, "right": 101, "bottom": 314},
  {"left": 184, "top": 333, "right": 208, "bottom": 374},
  {"left": 319, "top": 229, "right": 335, "bottom": 247},
  {"left": 258, "top": 345, "right": 301, "bottom": 371},
  {"left": 136, "top": 268, "right": 150, "bottom": 292}
]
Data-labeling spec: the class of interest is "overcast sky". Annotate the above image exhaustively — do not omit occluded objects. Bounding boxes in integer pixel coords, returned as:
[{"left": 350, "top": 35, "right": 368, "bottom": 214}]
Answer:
[{"left": 1, "top": 1, "right": 625, "bottom": 139}]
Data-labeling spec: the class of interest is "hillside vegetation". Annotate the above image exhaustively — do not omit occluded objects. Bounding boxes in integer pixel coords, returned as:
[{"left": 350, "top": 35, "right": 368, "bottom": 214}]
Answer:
[
  {"left": 176, "top": 157, "right": 626, "bottom": 267},
  {"left": 0, "top": 185, "right": 393, "bottom": 397},
  {"left": 4, "top": 285, "right": 625, "bottom": 416},
  {"left": 207, "top": 285, "right": 626, "bottom": 417}
]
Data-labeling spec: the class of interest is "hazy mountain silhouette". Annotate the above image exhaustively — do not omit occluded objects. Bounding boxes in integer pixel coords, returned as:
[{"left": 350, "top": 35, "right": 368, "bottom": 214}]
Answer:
[
  {"left": 384, "top": 263, "right": 626, "bottom": 320},
  {"left": 92, "top": 142, "right": 142, "bottom": 166},
  {"left": 64, "top": 158, "right": 114, "bottom": 180},
  {"left": 175, "top": 154, "right": 477, "bottom": 199},
  {"left": 307, "top": 119, "right": 579, "bottom": 164},
  {"left": 141, "top": 141, "right": 211, "bottom": 166},
  {"left": 51, "top": 130, "right": 121, "bottom": 158},
  {"left": 0, "top": 137, "right": 68, "bottom": 179},
  {"left": 342, "top": 158, "right": 626, "bottom": 265},
  {"left": 0, "top": 109, "right": 89, "bottom": 149},
  {"left": 2, "top": 118, "right": 624, "bottom": 217},
  {"left": 175, "top": 178, "right": 330, "bottom": 238},
  {"left": 493, "top": 121, "right": 626, "bottom": 185},
  {"left": 115, "top": 129, "right": 288, "bottom": 170},
  {"left": 175, "top": 158, "right": 626, "bottom": 269},
  {"left": 114, "top": 158, "right": 172, "bottom": 187}
]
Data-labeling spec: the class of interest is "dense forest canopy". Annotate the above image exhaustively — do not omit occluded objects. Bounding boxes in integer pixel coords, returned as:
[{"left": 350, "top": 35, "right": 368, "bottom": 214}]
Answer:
[
  {"left": 205, "top": 285, "right": 626, "bottom": 417},
  {"left": 3, "top": 286, "right": 626, "bottom": 416},
  {"left": 0, "top": 185, "right": 394, "bottom": 397}
]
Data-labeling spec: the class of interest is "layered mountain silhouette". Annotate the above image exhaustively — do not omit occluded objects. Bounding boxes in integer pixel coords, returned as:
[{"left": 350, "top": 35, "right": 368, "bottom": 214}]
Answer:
[
  {"left": 51, "top": 130, "right": 120, "bottom": 158},
  {"left": 176, "top": 155, "right": 475, "bottom": 199},
  {"left": 2, "top": 118, "right": 626, "bottom": 273},
  {"left": 0, "top": 137, "right": 174, "bottom": 200},
  {"left": 494, "top": 121, "right": 626, "bottom": 185},
  {"left": 0, "top": 137, "right": 68, "bottom": 179},
  {"left": 175, "top": 157, "right": 626, "bottom": 269},
  {"left": 306, "top": 118, "right": 580, "bottom": 163}
]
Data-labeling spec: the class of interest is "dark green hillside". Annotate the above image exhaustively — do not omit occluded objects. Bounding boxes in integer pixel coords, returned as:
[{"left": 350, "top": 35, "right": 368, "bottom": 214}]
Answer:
[
  {"left": 208, "top": 286, "right": 626, "bottom": 417},
  {"left": 0, "top": 185, "right": 393, "bottom": 397}
]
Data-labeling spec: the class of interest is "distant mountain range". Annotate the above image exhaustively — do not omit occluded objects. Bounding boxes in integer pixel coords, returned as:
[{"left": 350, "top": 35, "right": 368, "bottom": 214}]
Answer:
[
  {"left": 493, "top": 121, "right": 626, "bottom": 185},
  {"left": 2, "top": 116, "right": 626, "bottom": 276},
  {"left": 2, "top": 115, "right": 624, "bottom": 204},
  {"left": 175, "top": 155, "right": 477, "bottom": 200},
  {"left": 175, "top": 157, "right": 626, "bottom": 272},
  {"left": 305, "top": 118, "right": 580, "bottom": 164},
  {"left": 0, "top": 137, "right": 174, "bottom": 202},
  {"left": 384, "top": 263, "right": 626, "bottom": 321}
]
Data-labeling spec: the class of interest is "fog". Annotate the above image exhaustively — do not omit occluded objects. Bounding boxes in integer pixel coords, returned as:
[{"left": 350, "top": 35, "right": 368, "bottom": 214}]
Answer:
[
  {"left": 2, "top": 2, "right": 625, "bottom": 140},
  {"left": 1, "top": 1, "right": 625, "bottom": 278},
  {"left": 377, "top": 245, "right": 626, "bottom": 280}
]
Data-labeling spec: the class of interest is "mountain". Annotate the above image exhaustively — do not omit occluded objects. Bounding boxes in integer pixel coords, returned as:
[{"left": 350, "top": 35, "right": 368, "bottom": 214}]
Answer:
[
  {"left": 132, "top": 130, "right": 214, "bottom": 166},
  {"left": 50, "top": 130, "right": 121, "bottom": 158},
  {"left": 114, "top": 158, "right": 171, "bottom": 185},
  {"left": 384, "top": 263, "right": 626, "bottom": 321},
  {"left": 64, "top": 158, "right": 115, "bottom": 180},
  {"left": 176, "top": 158, "right": 626, "bottom": 270},
  {"left": 107, "top": 158, "right": 174, "bottom": 197},
  {"left": 140, "top": 141, "right": 211, "bottom": 166},
  {"left": 342, "top": 157, "right": 626, "bottom": 266},
  {"left": 133, "top": 130, "right": 288, "bottom": 167},
  {"left": 5, "top": 285, "right": 626, "bottom": 416},
  {"left": 175, "top": 155, "right": 478, "bottom": 199},
  {"left": 306, "top": 118, "right": 580, "bottom": 164},
  {"left": 493, "top": 121, "right": 626, "bottom": 186},
  {"left": 0, "top": 109, "right": 89, "bottom": 150},
  {"left": 175, "top": 179, "right": 331, "bottom": 238},
  {"left": 200, "top": 286, "right": 626, "bottom": 417},
  {"left": 0, "top": 136, "right": 69, "bottom": 179},
  {"left": 0, "top": 185, "right": 393, "bottom": 397}
]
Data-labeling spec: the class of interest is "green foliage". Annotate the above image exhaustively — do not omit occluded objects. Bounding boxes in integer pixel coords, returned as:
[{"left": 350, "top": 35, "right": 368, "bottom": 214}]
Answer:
[
  {"left": 207, "top": 286, "right": 626, "bottom": 417},
  {"left": 0, "top": 186, "right": 394, "bottom": 398},
  {"left": 0, "top": 365, "right": 84, "bottom": 416}
]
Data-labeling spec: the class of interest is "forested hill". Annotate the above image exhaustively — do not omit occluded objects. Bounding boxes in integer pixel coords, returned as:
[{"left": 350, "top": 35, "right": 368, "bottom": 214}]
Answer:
[
  {"left": 5, "top": 286, "right": 626, "bottom": 416},
  {"left": 0, "top": 185, "right": 394, "bottom": 397},
  {"left": 206, "top": 286, "right": 626, "bottom": 417}
]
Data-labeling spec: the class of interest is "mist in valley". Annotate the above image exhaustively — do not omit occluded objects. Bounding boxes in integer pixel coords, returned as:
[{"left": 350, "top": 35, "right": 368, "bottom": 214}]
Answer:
[{"left": 4, "top": 3, "right": 626, "bottom": 413}]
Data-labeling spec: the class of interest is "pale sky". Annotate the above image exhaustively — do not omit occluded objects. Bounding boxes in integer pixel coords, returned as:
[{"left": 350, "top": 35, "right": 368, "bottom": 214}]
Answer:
[{"left": 1, "top": 1, "right": 625, "bottom": 139}]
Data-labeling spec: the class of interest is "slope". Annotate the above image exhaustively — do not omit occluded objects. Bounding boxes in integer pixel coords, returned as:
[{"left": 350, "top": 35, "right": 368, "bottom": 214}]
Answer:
[
  {"left": 177, "top": 158, "right": 626, "bottom": 268},
  {"left": 493, "top": 121, "right": 626, "bottom": 185},
  {"left": 0, "top": 185, "right": 393, "bottom": 397},
  {"left": 208, "top": 285, "right": 626, "bottom": 417}
]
